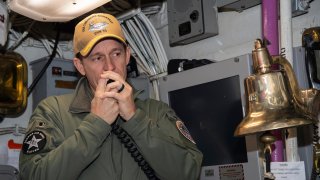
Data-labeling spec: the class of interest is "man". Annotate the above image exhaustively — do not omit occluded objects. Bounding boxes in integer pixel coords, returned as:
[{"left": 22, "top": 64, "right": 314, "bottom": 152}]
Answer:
[{"left": 19, "top": 13, "right": 203, "bottom": 180}]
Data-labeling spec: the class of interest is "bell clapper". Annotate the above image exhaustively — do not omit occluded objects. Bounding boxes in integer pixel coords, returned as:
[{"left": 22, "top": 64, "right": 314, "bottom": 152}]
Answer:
[{"left": 260, "top": 131, "right": 276, "bottom": 180}]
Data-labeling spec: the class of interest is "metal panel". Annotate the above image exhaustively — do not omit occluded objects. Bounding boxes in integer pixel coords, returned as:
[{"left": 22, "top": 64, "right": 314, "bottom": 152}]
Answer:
[
  {"left": 30, "top": 57, "right": 79, "bottom": 110},
  {"left": 167, "top": 0, "right": 219, "bottom": 46},
  {"left": 159, "top": 54, "right": 264, "bottom": 180}
]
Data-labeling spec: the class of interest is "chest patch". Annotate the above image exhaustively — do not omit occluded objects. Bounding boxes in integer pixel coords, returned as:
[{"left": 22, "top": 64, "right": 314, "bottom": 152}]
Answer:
[
  {"left": 176, "top": 120, "right": 195, "bottom": 144},
  {"left": 22, "top": 131, "right": 47, "bottom": 155}
]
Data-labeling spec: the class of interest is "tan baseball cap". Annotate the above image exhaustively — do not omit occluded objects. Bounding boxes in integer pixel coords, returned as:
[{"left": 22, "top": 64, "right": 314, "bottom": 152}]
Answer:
[{"left": 73, "top": 13, "right": 126, "bottom": 57}]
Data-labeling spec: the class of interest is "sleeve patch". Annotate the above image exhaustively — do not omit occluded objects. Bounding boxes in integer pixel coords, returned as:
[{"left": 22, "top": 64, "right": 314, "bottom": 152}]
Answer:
[
  {"left": 22, "top": 131, "right": 47, "bottom": 155},
  {"left": 176, "top": 120, "right": 195, "bottom": 144}
]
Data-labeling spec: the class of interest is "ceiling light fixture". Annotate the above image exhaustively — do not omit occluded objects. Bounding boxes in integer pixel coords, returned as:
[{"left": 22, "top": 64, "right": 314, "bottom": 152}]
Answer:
[{"left": 7, "top": 0, "right": 112, "bottom": 22}]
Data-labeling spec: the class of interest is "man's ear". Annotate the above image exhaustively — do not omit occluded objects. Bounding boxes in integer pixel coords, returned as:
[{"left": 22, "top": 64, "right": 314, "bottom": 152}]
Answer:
[
  {"left": 73, "top": 57, "right": 85, "bottom": 76},
  {"left": 125, "top": 47, "right": 131, "bottom": 65}
]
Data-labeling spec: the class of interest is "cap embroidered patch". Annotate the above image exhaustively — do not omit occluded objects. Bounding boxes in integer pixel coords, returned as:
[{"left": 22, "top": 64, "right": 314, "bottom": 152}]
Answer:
[
  {"left": 22, "top": 131, "right": 47, "bottom": 155},
  {"left": 73, "top": 13, "right": 126, "bottom": 56},
  {"left": 176, "top": 120, "right": 195, "bottom": 144}
]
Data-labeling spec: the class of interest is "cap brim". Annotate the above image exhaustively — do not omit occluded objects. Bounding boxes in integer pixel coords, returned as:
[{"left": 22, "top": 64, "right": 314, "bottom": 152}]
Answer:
[{"left": 80, "top": 34, "right": 126, "bottom": 57}]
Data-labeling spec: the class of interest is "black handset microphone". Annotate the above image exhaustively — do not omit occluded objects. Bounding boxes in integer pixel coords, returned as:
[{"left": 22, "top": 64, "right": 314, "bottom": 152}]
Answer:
[
  {"left": 107, "top": 79, "right": 115, "bottom": 84},
  {"left": 106, "top": 79, "right": 125, "bottom": 93},
  {"left": 112, "top": 124, "right": 160, "bottom": 180}
]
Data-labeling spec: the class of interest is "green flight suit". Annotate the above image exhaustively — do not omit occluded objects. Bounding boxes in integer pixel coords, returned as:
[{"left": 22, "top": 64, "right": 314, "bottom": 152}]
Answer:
[{"left": 19, "top": 77, "right": 203, "bottom": 180}]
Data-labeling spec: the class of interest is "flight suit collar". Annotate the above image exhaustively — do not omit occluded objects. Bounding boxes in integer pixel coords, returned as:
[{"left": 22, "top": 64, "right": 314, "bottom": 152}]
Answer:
[{"left": 69, "top": 77, "right": 92, "bottom": 113}]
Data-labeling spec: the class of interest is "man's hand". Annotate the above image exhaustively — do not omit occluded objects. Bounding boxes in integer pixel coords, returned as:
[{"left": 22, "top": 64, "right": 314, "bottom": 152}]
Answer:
[
  {"left": 100, "top": 71, "right": 136, "bottom": 121},
  {"left": 91, "top": 78, "right": 119, "bottom": 124}
]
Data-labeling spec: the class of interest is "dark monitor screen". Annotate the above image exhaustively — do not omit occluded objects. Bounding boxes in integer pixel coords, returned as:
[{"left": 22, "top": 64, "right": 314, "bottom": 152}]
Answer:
[{"left": 168, "top": 75, "right": 248, "bottom": 166}]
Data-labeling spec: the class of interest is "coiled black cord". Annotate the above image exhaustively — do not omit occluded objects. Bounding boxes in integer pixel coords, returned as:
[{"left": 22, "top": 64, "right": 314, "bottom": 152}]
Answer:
[
  {"left": 313, "top": 124, "right": 320, "bottom": 144},
  {"left": 112, "top": 124, "right": 160, "bottom": 180}
]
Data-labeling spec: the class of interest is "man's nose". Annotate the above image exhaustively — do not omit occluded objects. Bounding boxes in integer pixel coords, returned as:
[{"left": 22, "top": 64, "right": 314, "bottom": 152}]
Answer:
[{"left": 103, "top": 58, "right": 115, "bottom": 71}]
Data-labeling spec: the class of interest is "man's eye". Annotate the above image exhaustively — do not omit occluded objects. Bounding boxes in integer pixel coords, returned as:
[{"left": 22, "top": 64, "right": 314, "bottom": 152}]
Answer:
[
  {"left": 91, "top": 56, "right": 102, "bottom": 61},
  {"left": 112, "top": 52, "right": 121, "bottom": 57}
]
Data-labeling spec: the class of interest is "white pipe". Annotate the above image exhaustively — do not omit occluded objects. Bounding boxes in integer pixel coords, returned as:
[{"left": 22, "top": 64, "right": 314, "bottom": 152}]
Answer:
[
  {"left": 280, "top": 0, "right": 299, "bottom": 162},
  {"left": 280, "top": 0, "right": 293, "bottom": 64}
]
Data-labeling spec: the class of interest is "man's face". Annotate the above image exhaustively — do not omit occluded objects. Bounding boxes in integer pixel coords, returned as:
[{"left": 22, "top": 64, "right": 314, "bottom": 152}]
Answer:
[{"left": 73, "top": 39, "right": 130, "bottom": 91}]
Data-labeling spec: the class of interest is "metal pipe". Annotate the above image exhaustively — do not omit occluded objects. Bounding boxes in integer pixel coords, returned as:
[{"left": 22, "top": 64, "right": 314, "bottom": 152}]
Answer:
[{"left": 262, "top": 0, "right": 284, "bottom": 162}]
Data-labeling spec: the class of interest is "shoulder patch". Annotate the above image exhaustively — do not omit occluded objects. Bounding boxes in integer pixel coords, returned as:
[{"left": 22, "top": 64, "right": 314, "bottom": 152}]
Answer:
[
  {"left": 176, "top": 120, "right": 195, "bottom": 144},
  {"left": 22, "top": 131, "right": 47, "bottom": 155}
]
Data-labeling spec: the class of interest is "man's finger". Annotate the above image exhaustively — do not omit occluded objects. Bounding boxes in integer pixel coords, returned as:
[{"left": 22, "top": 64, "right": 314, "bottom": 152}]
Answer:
[{"left": 96, "top": 78, "right": 107, "bottom": 95}]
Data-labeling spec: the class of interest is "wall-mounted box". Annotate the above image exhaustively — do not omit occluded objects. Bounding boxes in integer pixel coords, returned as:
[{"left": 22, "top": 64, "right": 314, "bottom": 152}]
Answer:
[{"left": 167, "top": 0, "right": 219, "bottom": 46}]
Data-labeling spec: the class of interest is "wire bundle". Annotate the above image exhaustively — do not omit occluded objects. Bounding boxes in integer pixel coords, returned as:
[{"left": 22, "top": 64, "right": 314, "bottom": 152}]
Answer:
[{"left": 119, "top": 10, "right": 168, "bottom": 100}]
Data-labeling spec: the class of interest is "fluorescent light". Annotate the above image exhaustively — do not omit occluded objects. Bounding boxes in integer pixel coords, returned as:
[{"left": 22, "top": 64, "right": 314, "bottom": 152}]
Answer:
[{"left": 7, "top": 0, "right": 112, "bottom": 22}]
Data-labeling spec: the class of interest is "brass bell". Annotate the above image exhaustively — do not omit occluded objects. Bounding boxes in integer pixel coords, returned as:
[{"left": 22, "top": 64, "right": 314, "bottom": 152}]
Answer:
[{"left": 234, "top": 39, "right": 319, "bottom": 136}]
